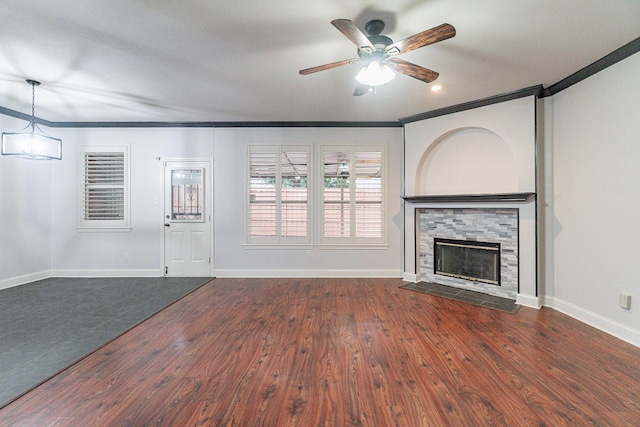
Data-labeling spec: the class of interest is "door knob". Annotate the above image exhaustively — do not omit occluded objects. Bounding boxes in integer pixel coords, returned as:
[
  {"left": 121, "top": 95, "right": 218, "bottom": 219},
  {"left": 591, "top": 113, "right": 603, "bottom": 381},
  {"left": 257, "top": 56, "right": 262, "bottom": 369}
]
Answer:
[{"left": 165, "top": 223, "right": 170, "bottom": 227}]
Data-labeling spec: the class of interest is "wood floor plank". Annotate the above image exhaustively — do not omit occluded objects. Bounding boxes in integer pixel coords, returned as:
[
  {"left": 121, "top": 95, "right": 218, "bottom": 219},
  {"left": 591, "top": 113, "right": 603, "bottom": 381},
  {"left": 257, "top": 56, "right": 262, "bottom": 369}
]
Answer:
[{"left": 1, "top": 278, "right": 639, "bottom": 426}]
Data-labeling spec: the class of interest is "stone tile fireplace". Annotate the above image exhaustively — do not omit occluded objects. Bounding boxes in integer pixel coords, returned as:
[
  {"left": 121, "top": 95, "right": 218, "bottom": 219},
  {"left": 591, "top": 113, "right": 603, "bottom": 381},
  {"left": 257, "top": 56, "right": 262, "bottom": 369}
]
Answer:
[
  {"left": 418, "top": 207, "right": 518, "bottom": 299},
  {"left": 403, "top": 193, "right": 539, "bottom": 306}
]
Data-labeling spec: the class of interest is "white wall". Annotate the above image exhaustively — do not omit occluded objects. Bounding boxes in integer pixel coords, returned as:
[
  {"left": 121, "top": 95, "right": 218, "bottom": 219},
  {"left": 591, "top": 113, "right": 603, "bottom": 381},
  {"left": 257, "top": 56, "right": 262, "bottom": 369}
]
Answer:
[
  {"left": 213, "top": 127, "right": 404, "bottom": 277},
  {"left": 0, "top": 115, "right": 53, "bottom": 288},
  {"left": 0, "top": 125, "right": 402, "bottom": 279},
  {"left": 402, "top": 97, "right": 538, "bottom": 305},
  {"left": 551, "top": 52, "right": 640, "bottom": 346},
  {"left": 2, "top": 53, "right": 639, "bottom": 346},
  {"left": 405, "top": 97, "right": 536, "bottom": 196},
  {"left": 50, "top": 127, "right": 215, "bottom": 276}
]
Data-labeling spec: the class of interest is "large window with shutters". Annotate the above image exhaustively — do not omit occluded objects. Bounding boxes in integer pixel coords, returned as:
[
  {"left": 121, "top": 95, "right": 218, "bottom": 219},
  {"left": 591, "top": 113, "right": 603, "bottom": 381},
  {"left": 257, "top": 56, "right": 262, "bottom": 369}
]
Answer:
[
  {"left": 321, "top": 146, "right": 385, "bottom": 246},
  {"left": 247, "top": 145, "right": 310, "bottom": 245},
  {"left": 78, "top": 145, "right": 130, "bottom": 231}
]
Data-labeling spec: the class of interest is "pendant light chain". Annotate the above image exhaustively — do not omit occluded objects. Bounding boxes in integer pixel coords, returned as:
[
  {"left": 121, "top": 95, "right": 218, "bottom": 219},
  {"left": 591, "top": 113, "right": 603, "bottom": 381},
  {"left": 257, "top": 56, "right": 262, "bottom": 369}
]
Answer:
[
  {"left": 31, "top": 82, "right": 36, "bottom": 130},
  {"left": 25, "top": 79, "right": 41, "bottom": 130},
  {"left": 31, "top": 82, "right": 35, "bottom": 120}
]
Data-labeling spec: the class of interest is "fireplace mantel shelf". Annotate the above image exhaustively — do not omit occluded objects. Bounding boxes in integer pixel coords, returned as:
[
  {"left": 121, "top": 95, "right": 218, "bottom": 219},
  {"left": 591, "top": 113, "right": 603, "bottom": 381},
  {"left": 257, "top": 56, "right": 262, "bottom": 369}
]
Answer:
[{"left": 402, "top": 193, "right": 535, "bottom": 204}]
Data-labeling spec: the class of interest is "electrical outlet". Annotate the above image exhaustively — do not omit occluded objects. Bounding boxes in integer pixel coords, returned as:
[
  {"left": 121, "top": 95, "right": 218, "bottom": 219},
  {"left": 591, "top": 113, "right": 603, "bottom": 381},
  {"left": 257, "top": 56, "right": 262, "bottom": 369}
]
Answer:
[
  {"left": 306, "top": 251, "right": 312, "bottom": 259},
  {"left": 618, "top": 293, "right": 631, "bottom": 310},
  {"left": 123, "top": 252, "right": 129, "bottom": 263}
]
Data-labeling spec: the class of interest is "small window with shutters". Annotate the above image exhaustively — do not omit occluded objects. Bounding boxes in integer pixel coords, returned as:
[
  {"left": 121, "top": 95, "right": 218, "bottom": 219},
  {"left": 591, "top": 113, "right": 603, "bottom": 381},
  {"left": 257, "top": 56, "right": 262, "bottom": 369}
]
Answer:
[
  {"left": 247, "top": 145, "right": 310, "bottom": 245},
  {"left": 78, "top": 145, "right": 130, "bottom": 231}
]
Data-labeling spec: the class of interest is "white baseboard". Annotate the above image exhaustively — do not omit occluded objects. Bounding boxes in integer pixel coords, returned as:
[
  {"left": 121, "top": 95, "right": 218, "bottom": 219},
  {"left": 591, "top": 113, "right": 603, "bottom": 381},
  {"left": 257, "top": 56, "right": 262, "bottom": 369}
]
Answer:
[
  {"left": 0, "top": 270, "right": 50, "bottom": 290},
  {"left": 516, "top": 293, "right": 542, "bottom": 309},
  {"left": 214, "top": 269, "right": 402, "bottom": 278},
  {"left": 548, "top": 296, "right": 640, "bottom": 348},
  {"left": 402, "top": 272, "right": 418, "bottom": 282},
  {"left": 50, "top": 269, "right": 162, "bottom": 278}
]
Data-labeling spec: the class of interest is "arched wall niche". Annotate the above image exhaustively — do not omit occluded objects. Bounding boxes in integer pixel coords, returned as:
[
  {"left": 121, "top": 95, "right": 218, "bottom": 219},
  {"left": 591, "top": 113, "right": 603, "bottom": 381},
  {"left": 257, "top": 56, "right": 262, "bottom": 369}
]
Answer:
[{"left": 414, "top": 126, "right": 519, "bottom": 195}]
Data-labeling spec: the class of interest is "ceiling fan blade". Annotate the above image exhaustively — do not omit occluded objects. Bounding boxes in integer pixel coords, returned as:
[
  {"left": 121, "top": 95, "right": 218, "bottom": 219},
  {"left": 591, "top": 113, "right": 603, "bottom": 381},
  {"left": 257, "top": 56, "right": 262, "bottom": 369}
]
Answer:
[
  {"left": 388, "top": 58, "right": 439, "bottom": 83},
  {"left": 385, "top": 23, "right": 455, "bottom": 55},
  {"left": 331, "top": 19, "right": 376, "bottom": 51},
  {"left": 299, "top": 58, "right": 359, "bottom": 75},
  {"left": 353, "top": 83, "right": 370, "bottom": 96}
]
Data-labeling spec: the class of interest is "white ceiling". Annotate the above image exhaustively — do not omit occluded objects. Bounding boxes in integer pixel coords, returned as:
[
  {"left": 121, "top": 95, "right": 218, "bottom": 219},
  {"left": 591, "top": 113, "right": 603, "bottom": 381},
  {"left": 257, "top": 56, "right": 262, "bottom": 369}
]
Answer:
[{"left": 1, "top": 0, "right": 639, "bottom": 123}]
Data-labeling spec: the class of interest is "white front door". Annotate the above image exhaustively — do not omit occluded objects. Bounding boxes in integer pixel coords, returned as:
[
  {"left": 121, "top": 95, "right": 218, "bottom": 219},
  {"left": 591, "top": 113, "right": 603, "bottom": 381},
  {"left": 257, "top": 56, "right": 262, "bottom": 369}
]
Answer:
[{"left": 164, "top": 160, "right": 212, "bottom": 276}]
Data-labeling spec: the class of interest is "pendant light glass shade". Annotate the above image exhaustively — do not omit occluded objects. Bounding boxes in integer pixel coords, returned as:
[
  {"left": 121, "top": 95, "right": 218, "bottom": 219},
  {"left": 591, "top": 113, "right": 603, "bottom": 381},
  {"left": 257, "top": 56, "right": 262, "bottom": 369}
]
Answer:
[
  {"left": 1, "top": 79, "right": 62, "bottom": 160},
  {"left": 355, "top": 61, "right": 395, "bottom": 87},
  {"left": 2, "top": 131, "right": 62, "bottom": 160}
]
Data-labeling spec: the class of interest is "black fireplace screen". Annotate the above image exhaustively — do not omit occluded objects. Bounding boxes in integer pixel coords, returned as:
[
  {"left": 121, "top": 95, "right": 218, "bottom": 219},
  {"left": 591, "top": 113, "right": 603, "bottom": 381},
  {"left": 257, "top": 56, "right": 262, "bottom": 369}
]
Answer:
[{"left": 434, "top": 238, "right": 500, "bottom": 285}]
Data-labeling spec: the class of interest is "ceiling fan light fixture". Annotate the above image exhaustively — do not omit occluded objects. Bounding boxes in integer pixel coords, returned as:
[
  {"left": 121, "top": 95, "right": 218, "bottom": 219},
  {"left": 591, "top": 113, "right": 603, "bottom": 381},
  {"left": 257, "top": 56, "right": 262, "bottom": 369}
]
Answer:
[
  {"left": 338, "top": 161, "right": 350, "bottom": 178},
  {"left": 355, "top": 61, "right": 395, "bottom": 87},
  {"left": 1, "top": 79, "right": 62, "bottom": 160}
]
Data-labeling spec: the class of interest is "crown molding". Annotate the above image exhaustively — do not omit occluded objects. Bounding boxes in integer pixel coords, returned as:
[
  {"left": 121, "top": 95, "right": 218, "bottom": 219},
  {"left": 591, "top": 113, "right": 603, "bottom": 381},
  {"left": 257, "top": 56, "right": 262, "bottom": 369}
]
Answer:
[
  {"left": 399, "top": 86, "right": 543, "bottom": 124},
  {"left": 43, "top": 121, "right": 402, "bottom": 128},
  {"left": 542, "top": 36, "right": 640, "bottom": 97}
]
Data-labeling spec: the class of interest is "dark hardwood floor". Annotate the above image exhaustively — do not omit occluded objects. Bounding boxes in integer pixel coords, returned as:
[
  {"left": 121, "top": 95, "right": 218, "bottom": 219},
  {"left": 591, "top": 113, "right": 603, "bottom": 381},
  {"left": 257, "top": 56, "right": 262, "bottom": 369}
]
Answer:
[{"left": 1, "top": 278, "right": 638, "bottom": 426}]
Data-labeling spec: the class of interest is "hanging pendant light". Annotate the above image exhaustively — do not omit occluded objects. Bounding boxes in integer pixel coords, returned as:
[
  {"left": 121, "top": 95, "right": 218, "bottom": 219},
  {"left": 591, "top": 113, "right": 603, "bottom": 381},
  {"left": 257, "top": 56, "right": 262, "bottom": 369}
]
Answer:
[{"left": 1, "top": 79, "right": 62, "bottom": 160}]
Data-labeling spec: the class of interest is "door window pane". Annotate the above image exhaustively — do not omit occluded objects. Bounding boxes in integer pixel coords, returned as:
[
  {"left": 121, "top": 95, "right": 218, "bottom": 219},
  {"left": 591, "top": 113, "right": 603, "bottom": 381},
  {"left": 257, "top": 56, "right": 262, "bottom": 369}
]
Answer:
[{"left": 171, "top": 168, "right": 204, "bottom": 221}]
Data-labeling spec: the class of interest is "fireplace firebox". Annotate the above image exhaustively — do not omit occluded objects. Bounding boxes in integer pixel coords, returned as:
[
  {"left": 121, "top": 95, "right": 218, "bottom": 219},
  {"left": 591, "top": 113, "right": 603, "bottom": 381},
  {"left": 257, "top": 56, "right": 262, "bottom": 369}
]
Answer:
[{"left": 434, "top": 238, "right": 500, "bottom": 285}]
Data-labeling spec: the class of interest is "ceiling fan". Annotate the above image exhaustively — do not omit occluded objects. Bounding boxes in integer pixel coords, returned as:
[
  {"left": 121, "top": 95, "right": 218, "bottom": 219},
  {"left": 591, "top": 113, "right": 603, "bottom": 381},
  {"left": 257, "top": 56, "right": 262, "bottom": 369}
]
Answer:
[{"left": 299, "top": 19, "right": 456, "bottom": 96}]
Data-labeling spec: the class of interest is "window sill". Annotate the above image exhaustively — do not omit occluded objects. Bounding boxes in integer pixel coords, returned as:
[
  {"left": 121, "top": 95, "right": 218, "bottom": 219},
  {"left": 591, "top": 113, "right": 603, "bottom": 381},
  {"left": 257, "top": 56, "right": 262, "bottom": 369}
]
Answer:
[
  {"left": 317, "top": 243, "right": 389, "bottom": 250},
  {"left": 77, "top": 227, "right": 132, "bottom": 233},
  {"left": 243, "top": 243, "right": 313, "bottom": 250}
]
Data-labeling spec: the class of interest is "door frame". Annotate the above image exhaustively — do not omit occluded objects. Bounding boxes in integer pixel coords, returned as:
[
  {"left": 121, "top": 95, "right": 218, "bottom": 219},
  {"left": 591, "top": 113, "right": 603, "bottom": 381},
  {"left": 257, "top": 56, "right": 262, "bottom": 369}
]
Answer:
[{"left": 161, "top": 158, "right": 214, "bottom": 277}]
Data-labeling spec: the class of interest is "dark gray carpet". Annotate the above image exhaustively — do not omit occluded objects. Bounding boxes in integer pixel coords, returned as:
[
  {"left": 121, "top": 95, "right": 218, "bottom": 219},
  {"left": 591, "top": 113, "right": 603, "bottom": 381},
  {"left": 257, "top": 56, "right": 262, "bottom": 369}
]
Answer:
[
  {"left": 401, "top": 281, "right": 520, "bottom": 314},
  {"left": 0, "top": 276, "right": 212, "bottom": 408}
]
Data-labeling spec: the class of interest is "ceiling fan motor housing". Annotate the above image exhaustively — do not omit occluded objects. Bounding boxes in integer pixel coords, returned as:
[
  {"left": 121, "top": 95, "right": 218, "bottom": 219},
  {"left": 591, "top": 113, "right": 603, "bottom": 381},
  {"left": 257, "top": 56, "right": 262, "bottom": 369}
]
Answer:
[
  {"left": 364, "top": 19, "right": 385, "bottom": 36},
  {"left": 358, "top": 34, "right": 393, "bottom": 62}
]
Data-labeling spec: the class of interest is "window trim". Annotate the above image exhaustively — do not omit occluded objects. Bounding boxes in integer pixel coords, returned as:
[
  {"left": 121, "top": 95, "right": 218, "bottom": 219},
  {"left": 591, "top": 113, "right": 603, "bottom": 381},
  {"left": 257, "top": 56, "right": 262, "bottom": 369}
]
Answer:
[{"left": 77, "top": 145, "right": 131, "bottom": 232}]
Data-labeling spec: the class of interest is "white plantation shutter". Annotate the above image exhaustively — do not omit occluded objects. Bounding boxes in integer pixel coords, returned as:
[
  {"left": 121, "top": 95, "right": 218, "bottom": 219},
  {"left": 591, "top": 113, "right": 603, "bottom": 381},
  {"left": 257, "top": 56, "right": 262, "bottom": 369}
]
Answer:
[
  {"left": 321, "top": 146, "right": 385, "bottom": 245},
  {"left": 246, "top": 144, "right": 385, "bottom": 246},
  {"left": 84, "top": 152, "right": 125, "bottom": 220},
  {"left": 247, "top": 145, "right": 310, "bottom": 244},
  {"left": 280, "top": 151, "right": 308, "bottom": 238},
  {"left": 355, "top": 151, "right": 383, "bottom": 238},
  {"left": 249, "top": 150, "right": 277, "bottom": 237},
  {"left": 78, "top": 146, "right": 130, "bottom": 231},
  {"left": 322, "top": 150, "right": 350, "bottom": 238}
]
